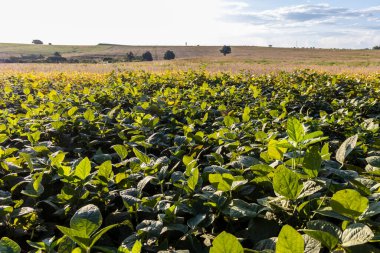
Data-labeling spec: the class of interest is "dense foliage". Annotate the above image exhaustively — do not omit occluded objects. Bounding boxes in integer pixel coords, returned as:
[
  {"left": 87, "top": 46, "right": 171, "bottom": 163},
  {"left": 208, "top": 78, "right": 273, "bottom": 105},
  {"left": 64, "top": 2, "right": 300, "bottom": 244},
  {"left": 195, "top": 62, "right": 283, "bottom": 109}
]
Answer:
[{"left": 0, "top": 70, "right": 378, "bottom": 252}]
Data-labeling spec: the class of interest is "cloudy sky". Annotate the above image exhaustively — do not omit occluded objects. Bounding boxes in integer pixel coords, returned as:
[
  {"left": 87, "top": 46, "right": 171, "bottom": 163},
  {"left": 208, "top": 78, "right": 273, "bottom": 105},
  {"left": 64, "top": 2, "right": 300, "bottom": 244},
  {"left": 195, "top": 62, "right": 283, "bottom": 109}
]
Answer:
[{"left": 1, "top": 0, "right": 380, "bottom": 48}]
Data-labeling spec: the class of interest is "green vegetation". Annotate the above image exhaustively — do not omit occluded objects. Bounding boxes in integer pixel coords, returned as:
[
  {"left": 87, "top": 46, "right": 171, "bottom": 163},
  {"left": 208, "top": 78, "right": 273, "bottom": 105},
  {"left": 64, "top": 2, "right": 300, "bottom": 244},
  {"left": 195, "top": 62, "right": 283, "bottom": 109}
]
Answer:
[
  {"left": 220, "top": 45, "right": 231, "bottom": 56},
  {"left": 164, "top": 50, "right": 175, "bottom": 60},
  {"left": 0, "top": 70, "right": 378, "bottom": 252}
]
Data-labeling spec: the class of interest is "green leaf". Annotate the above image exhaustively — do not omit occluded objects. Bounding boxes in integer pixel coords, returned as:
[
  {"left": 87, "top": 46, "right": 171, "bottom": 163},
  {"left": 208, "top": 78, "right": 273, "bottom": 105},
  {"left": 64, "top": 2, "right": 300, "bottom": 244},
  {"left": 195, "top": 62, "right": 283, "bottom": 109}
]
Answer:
[
  {"left": 222, "top": 199, "right": 260, "bottom": 218},
  {"left": 0, "top": 134, "right": 8, "bottom": 144},
  {"left": 287, "top": 118, "right": 305, "bottom": 143},
  {"left": 187, "top": 213, "right": 206, "bottom": 229},
  {"left": 56, "top": 226, "right": 90, "bottom": 250},
  {"left": 89, "top": 223, "right": 119, "bottom": 248},
  {"left": 330, "top": 189, "right": 368, "bottom": 219},
  {"left": 70, "top": 204, "right": 102, "bottom": 237},
  {"left": 68, "top": 106, "right": 78, "bottom": 117},
  {"left": 276, "top": 225, "right": 304, "bottom": 253},
  {"left": 21, "top": 173, "right": 44, "bottom": 198},
  {"left": 137, "top": 176, "right": 156, "bottom": 195},
  {"left": 268, "top": 140, "right": 288, "bottom": 160},
  {"left": 302, "top": 146, "right": 321, "bottom": 178},
  {"left": 303, "top": 234, "right": 322, "bottom": 253},
  {"left": 187, "top": 167, "right": 199, "bottom": 191},
  {"left": 223, "top": 116, "right": 235, "bottom": 128},
  {"left": 84, "top": 109, "right": 95, "bottom": 122},
  {"left": 242, "top": 106, "right": 251, "bottom": 122},
  {"left": 210, "top": 231, "right": 244, "bottom": 253},
  {"left": 336, "top": 135, "right": 358, "bottom": 164},
  {"left": 97, "top": 160, "right": 113, "bottom": 180},
  {"left": 112, "top": 145, "right": 128, "bottom": 160},
  {"left": 321, "top": 143, "right": 331, "bottom": 160},
  {"left": 366, "top": 156, "right": 380, "bottom": 167},
  {"left": 131, "top": 240, "right": 142, "bottom": 253},
  {"left": 302, "top": 229, "right": 339, "bottom": 250},
  {"left": 74, "top": 157, "right": 91, "bottom": 180},
  {"left": 133, "top": 148, "right": 150, "bottom": 164},
  {"left": 208, "top": 173, "right": 234, "bottom": 192},
  {"left": 341, "top": 223, "right": 374, "bottom": 247},
  {"left": 273, "top": 165, "right": 302, "bottom": 200},
  {"left": 0, "top": 237, "right": 21, "bottom": 253}
]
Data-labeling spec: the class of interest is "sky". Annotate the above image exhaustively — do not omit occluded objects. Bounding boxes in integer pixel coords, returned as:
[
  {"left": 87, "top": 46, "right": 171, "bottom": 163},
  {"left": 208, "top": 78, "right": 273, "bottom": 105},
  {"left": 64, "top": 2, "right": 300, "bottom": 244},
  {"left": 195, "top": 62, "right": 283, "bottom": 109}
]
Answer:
[{"left": 1, "top": 0, "right": 380, "bottom": 48}]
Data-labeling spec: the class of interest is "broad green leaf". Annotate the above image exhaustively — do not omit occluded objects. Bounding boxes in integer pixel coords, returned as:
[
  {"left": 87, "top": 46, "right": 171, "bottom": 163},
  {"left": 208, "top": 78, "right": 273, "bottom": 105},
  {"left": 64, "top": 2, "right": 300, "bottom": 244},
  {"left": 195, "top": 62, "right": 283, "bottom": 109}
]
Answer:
[
  {"left": 137, "top": 176, "right": 156, "bottom": 195},
  {"left": 302, "top": 229, "right": 339, "bottom": 250},
  {"left": 56, "top": 226, "right": 90, "bottom": 250},
  {"left": 0, "top": 237, "right": 21, "bottom": 253},
  {"left": 336, "top": 135, "right": 358, "bottom": 164},
  {"left": 0, "top": 134, "right": 8, "bottom": 144},
  {"left": 112, "top": 145, "right": 128, "bottom": 160},
  {"left": 97, "top": 160, "right": 113, "bottom": 180},
  {"left": 242, "top": 106, "right": 251, "bottom": 122},
  {"left": 222, "top": 199, "right": 260, "bottom": 218},
  {"left": 74, "top": 157, "right": 91, "bottom": 180},
  {"left": 306, "top": 220, "right": 342, "bottom": 239},
  {"left": 321, "top": 143, "right": 331, "bottom": 160},
  {"left": 21, "top": 173, "right": 44, "bottom": 198},
  {"left": 131, "top": 240, "right": 142, "bottom": 253},
  {"left": 223, "top": 116, "right": 235, "bottom": 128},
  {"left": 70, "top": 204, "right": 102, "bottom": 237},
  {"left": 210, "top": 231, "right": 244, "bottom": 253},
  {"left": 50, "top": 151, "right": 66, "bottom": 167},
  {"left": 287, "top": 118, "right": 305, "bottom": 143},
  {"left": 341, "top": 223, "right": 374, "bottom": 247},
  {"left": 330, "top": 189, "right": 368, "bottom": 219},
  {"left": 276, "top": 225, "right": 304, "bottom": 253},
  {"left": 89, "top": 223, "right": 119, "bottom": 248},
  {"left": 187, "top": 213, "right": 206, "bottom": 229},
  {"left": 366, "top": 156, "right": 380, "bottom": 167},
  {"left": 273, "top": 165, "right": 302, "bottom": 200},
  {"left": 268, "top": 140, "right": 287, "bottom": 160},
  {"left": 68, "top": 106, "right": 78, "bottom": 117},
  {"left": 133, "top": 148, "right": 150, "bottom": 164},
  {"left": 208, "top": 173, "right": 234, "bottom": 192},
  {"left": 303, "top": 234, "right": 322, "bottom": 253},
  {"left": 302, "top": 146, "right": 321, "bottom": 178},
  {"left": 84, "top": 109, "right": 95, "bottom": 122},
  {"left": 187, "top": 167, "right": 199, "bottom": 191}
]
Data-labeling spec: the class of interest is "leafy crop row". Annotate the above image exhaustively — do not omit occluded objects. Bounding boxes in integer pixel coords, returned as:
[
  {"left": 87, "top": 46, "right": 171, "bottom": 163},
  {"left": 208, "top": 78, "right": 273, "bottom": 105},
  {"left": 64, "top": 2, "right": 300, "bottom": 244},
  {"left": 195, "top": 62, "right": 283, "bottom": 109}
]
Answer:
[{"left": 0, "top": 70, "right": 378, "bottom": 252}]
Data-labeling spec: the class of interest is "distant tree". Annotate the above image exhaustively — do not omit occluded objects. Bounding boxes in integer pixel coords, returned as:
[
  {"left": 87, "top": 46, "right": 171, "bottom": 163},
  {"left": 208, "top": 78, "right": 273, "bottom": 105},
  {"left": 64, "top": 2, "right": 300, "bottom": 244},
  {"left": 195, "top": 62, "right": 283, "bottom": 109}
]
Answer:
[
  {"left": 164, "top": 50, "right": 175, "bottom": 60},
  {"left": 53, "top": 52, "right": 62, "bottom": 57},
  {"left": 32, "top": 40, "right": 43, "bottom": 45},
  {"left": 142, "top": 51, "right": 153, "bottom": 61},
  {"left": 126, "top": 52, "right": 135, "bottom": 61},
  {"left": 220, "top": 45, "right": 231, "bottom": 56},
  {"left": 373, "top": 45, "right": 380, "bottom": 50}
]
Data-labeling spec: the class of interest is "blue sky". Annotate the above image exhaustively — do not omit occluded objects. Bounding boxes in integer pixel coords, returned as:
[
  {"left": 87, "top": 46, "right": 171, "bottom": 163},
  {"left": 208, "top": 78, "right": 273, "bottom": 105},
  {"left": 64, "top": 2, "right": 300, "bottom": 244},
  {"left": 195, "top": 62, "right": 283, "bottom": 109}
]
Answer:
[{"left": 1, "top": 0, "right": 380, "bottom": 48}]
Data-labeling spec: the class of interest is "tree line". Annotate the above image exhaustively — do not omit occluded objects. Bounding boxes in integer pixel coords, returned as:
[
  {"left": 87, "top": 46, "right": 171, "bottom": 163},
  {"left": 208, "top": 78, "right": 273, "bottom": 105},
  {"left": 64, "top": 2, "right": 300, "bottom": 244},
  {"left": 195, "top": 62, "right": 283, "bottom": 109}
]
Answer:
[{"left": 0, "top": 45, "right": 233, "bottom": 63}]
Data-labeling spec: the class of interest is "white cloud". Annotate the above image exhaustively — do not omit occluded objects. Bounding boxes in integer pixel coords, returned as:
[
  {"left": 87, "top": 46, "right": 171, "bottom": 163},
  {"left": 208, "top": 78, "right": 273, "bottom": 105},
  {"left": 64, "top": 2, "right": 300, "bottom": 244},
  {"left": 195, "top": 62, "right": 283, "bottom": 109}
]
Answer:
[{"left": 222, "top": 2, "right": 380, "bottom": 48}]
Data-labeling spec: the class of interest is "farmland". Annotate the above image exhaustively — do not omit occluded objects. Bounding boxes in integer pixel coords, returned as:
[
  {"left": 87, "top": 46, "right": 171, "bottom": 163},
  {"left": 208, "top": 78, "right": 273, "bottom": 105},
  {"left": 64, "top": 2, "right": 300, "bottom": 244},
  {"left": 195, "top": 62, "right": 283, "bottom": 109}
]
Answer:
[
  {"left": 1, "top": 43, "right": 380, "bottom": 74},
  {"left": 0, "top": 70, "right": 378, "bottom": 252}
]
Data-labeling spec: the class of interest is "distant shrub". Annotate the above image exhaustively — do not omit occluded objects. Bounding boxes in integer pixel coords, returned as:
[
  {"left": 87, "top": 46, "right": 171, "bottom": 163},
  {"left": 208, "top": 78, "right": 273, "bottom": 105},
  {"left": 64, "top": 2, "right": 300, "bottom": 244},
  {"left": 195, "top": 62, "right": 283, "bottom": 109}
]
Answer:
[
  {"left": 142, "top": 51, "right": 153, "bottom": 61},
  {"left": 103, "top": 57, "right": 114, "bottom": 63},
  {"left": 373, "top": 46, "right": 380, "bottom": 50},
  {"left": 32, "top": 40, "right": 43, "bottom": 45},
  {"left": 220, "top": 45, "right": 231, "bottom": 56},
  {"left": 47, "top": 52, "right": 66, "bottom": 63},
  {"left": 164, "top": 50, "right": 175, "bottom": 60},
  {"left": 126, "top": 52, "right": 135, "bottom": 61}
]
